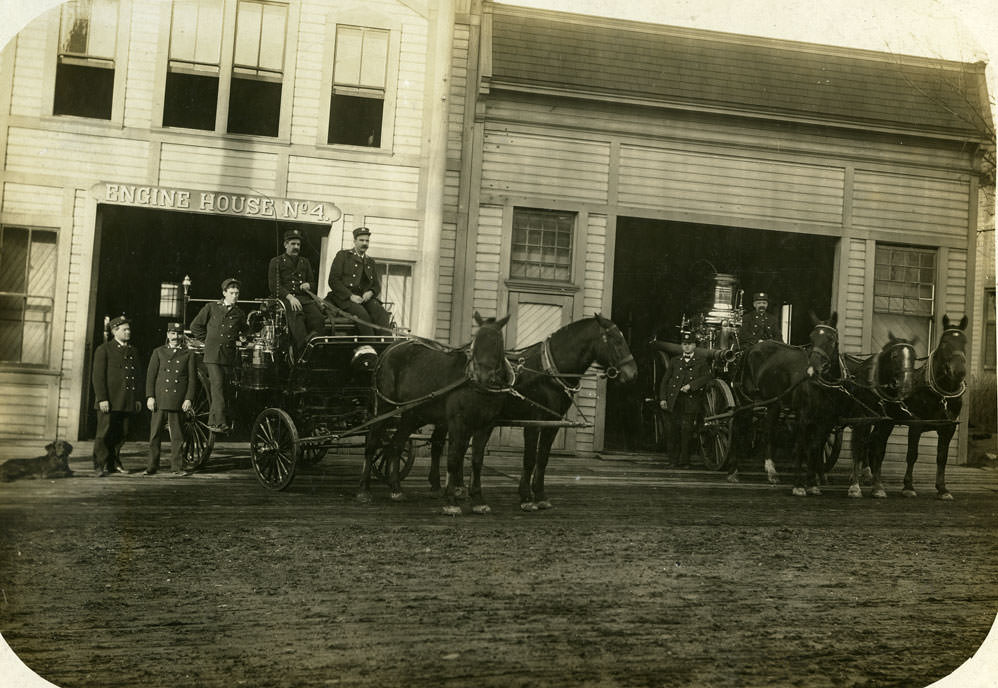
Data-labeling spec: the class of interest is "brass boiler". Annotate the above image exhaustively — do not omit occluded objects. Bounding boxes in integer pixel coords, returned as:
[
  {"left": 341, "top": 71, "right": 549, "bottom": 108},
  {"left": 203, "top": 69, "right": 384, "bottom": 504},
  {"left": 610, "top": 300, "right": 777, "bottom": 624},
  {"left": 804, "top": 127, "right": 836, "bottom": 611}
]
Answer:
[
  {"left": 241, "top": 316, "right": 279, "bottom": 390},
  {"left": 700, "top": 273, "right": 741, "bottom": 351}
]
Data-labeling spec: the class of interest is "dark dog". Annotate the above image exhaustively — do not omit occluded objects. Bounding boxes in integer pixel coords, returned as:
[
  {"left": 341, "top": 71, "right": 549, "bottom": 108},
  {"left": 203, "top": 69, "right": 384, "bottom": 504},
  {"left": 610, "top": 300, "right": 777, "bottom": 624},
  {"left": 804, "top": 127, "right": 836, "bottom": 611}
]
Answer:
[{"left": 1, "top": 440, "right": 75, "bottom": 482}]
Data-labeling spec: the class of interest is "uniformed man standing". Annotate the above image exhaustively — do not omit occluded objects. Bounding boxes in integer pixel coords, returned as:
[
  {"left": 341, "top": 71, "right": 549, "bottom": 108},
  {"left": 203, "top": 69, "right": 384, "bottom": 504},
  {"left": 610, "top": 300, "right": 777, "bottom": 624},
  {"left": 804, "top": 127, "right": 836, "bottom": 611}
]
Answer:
[
  {"left": 143, "top": 322, "right": 196, "bottom": 475},
  {"left": 268, "top": 228, "right": 325, "bottom": 354},
  {"left": 739, "top": 291, "right": 783, "bottom": 345},
  {"left": 190, "top": 278, "right": 247, "bottom": 434},
  {"left": 91, "top": 316, "right": 141, "bottom": 476},
  {"left": 659, "top": 331, "right": 712, "bottom": 468},
  {"left": 327, "top": 227, "right": 390, "bottom": 336}
]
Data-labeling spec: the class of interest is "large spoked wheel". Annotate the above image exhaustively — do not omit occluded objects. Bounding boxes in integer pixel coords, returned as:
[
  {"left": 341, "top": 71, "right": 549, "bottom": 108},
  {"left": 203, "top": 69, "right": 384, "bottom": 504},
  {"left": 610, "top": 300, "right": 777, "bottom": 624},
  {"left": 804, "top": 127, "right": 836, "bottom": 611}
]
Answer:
[
  {"left": 251, "top": 408, "right": 300, "bottom": 491},
  {"left": 699, "top": 379, "right": 736, "bottom": 471},
  {"left": 370, "top": 437, "right": 415, "bottom": 482},
  {"left": 823, "top": 427, "right": 844, "bottom": 472},
  {"left": 181, "top": 368, "right": 215, "bottom": 471}
]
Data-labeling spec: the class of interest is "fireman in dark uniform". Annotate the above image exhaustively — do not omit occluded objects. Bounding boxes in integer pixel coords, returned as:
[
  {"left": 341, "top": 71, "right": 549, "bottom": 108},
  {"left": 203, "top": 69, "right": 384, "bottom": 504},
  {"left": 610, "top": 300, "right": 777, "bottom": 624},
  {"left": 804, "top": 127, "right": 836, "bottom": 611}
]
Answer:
[
  {"left": 659, "top": 331, "right": 712, "bottom": 468},
  {"left": 91, "top": 316, "right": 141, "bottom": 476},
  {"left": 326, "top": 226, "right": 390, "bottom": 336},
  {"left": 268, "top": 228, "right": 325, "bottom": 353},
  {"left": 739, "top": 291, "right": 783, "bottom": 345},
  {"left": 190, "top": 278, "right": 247, "bottom": 434},
  {"left": 143, "top": 322, "right": 197, "bottom": 475}
]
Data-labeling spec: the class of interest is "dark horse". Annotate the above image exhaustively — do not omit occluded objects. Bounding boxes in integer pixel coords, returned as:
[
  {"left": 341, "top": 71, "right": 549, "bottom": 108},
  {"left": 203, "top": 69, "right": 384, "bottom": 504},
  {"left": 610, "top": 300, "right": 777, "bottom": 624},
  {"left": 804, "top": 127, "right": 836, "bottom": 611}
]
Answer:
[
  {"left": 850, "top": 315, "right": 967, "bottom": 499},
  {"left": 790, "top": 329, "right": 916, "bottom": 496},
  {"left": 728, "top": 314, "right": 840, "bottom": 486},
  {"left": 427, "top": 314, "right": 638, "bottom": 511},
  {"left": 358, "top": 312, "right": 512, "bottom": 513}
]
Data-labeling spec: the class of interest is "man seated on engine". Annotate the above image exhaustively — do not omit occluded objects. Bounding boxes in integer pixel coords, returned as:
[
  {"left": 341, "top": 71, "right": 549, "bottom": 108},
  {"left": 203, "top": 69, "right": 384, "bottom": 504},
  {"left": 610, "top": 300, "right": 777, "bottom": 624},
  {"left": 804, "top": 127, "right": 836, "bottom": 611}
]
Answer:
[
  {"left": 326, "top": 226, "right": 390, "bottom": 337},
  {"left": 739, "top": 291, "right": 783, "bottom": 345},
  {"left": 269, "top": 228, "right": 326, "bottom": 354}
]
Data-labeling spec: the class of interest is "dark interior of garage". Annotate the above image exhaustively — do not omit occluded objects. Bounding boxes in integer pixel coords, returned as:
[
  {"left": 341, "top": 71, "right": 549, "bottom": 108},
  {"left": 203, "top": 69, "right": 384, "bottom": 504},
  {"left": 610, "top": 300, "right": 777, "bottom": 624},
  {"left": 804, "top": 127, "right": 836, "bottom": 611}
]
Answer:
[
  {"left": 82, "top": 205, "right": 327, "bottom": 440},
  {"left": 604, "top": 217, "right": 838, "bottom": 452}
]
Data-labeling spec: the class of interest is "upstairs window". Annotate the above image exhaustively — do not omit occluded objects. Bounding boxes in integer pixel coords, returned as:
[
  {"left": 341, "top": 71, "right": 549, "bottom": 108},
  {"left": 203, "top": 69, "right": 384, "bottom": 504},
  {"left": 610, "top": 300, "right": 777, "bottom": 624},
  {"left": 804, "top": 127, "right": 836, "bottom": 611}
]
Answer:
[
  {"left": 510, "top": 208, "right": 575, "bottom": 283},
  {"left": 0, "top": 227, "right": 57, "bottom": 366},
  {"left": 329, "top": 26, "right": 389, "bottom": 147},
  {"left": 54, "top": 0, "right": 118, "bottom": 119},
  {"left": 227, "top": 0, "right": 287, "bottom": 137},
  {"left": 163, "top": 0, "right": 223, "bottom": 130}
]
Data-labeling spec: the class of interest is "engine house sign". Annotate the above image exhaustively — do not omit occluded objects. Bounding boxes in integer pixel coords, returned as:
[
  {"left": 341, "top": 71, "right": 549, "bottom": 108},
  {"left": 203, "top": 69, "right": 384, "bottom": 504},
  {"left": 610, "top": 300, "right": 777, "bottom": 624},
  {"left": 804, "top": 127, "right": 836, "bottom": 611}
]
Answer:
[{"left": 91, "top": 182, "right": 342, "bottom": 224}]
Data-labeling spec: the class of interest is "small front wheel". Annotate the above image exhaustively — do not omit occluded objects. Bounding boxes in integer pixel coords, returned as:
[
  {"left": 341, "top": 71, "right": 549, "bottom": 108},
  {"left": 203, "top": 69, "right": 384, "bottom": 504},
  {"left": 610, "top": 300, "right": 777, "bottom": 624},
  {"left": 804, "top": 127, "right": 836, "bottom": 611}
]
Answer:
[
  {"left": 251, "top": 408, "right": 300, "bottom": 490},
  {"left": 181, "top": 367, "right": 215, "bottom": 470},
  {"left": 699, "top": 379, "right": 735, "bottom": 471}
]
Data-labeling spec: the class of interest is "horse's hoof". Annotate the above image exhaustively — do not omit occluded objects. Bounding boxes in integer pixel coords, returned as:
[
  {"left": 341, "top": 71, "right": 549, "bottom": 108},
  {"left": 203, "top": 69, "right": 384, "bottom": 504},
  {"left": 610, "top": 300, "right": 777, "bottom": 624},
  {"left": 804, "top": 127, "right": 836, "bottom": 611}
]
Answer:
[
  {"left": 726, "top": 473, "right": 740, "bottom": 484},
  {"left": 356, "top": 491, "right": 373, "bottom": 504},
  {"left": 872, "top": 488, "right": 887, "bottom": 499},
  {"left": 471, "top": 504, "right": 491, "bottom": 515},
  {"left": 442, "top": 505, "right": 463, "bottom": 516},
  {"left": 901, "top": 489, "right": 918, "bottom": 498},
  {"left": 847, "top": 484, "right": 863, "bottom": 498},
  {"left": 535, "top": 500, "right": 553, "bottom": 510},
  {"left": 520, "top": 502, "right": 538, "bottom": 512},
  {"left": 390, "top": 491, "right": 406, "bottom": 502},
  {"left": 806, "top": 486, "right": 822, "bottom": 496},
  {"left": 792, "top": 487, "right": 807, "bottom": 497},
  {"left": 937, "top": 492, "right": 954, "bottom": 501}
]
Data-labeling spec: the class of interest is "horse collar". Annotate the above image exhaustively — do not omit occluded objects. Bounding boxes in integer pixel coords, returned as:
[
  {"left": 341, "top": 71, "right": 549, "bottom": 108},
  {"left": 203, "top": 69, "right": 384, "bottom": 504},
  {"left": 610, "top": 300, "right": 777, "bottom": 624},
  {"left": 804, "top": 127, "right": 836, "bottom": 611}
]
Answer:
[
  {"left": 924, "top": 346, "right": 967, "bottom": 400},
  {"left": 542, "top": 337, "right": 581, "bottom": 396}
]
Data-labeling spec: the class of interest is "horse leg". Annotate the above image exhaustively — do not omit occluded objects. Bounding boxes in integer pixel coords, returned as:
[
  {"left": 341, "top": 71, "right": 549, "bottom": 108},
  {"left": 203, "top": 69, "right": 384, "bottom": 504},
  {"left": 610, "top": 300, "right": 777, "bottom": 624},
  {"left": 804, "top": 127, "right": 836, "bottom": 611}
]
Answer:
[
  {"left": 763, "top": 405, "right": 781, "bottom": 485},
  {"left": 805, "top": 422, "right": 828, "bottom": 496},
  {"left": 531, "top": 427, "right": 559, "bottom": 510},
  {"left": 935, "top": 423, "right": 956, "bottom": 500},
  {"left": 520, "top": 427, "right": 540, "bottom": 511},
  {"left": 387, "top": 414, "right": 422, "bottom": 501},
  {"left": 469, "top": 426, "right": 496, "bottom": 514},
  {"left": 868, "top": 421, "right": 893, "bottom": 499},
  {"left": 726, "top": 412, "right": 747, "bottom": 483},
  {"left": 443, "top": 425, "right": 471, "bottom": 515},
  {"left": 427, "top": 425, "right": 447, "bottom": 497},
  {"left": 790, "top": 417, "right": 810, "bottom": 497},
  {"left": 357, "top": 422, "right": 384, "bottom": 503},
  {"left": 847, "top": 425, "right": 869, "bottom": 498},
  {"left": 902, "top": 426, "right": 923, "bottom": 497}
]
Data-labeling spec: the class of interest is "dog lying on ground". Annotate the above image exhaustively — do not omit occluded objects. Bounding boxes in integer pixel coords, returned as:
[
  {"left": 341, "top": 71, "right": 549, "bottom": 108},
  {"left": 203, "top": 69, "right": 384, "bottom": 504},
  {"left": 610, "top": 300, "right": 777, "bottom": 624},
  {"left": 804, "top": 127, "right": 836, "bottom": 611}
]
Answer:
[{"left": 1, "top": 440, "right": 75, "bottom": 481}]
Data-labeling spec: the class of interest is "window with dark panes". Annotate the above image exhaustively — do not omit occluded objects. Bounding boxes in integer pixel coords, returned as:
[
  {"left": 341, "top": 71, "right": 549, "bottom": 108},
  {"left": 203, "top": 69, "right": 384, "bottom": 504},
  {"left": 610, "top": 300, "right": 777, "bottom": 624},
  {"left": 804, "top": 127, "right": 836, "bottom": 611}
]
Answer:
[
  {"left": 227, "top": 0, "right": 286, "bottom": 137},
  {"left": 985, "top": 289, "right": 996, "bottom": 371},
  {"left": 163, "top": 0, "right": 223, "bottom": 130},
  {"left": 510, "top": 208, "right": 574, "bottom": 282},
  {"left": 0, "top": 227, "right": 57, "bottom": 366},
  {"left": 329, "top": 26, "right": 389, "bottom": 147},
  {"left": 54, "top": 0, "right": 118, "bottom": 119},
  {"left": 872, "top": 244, "right": 936, "bottom": 354}
]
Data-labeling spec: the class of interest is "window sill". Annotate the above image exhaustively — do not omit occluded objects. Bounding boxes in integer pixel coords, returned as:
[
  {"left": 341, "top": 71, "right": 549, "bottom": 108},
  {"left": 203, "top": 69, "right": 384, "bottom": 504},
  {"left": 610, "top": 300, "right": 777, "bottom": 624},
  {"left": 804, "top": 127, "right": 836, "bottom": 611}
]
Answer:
[
  {"left": 505, "top": 279, "right": 579, "bottom": 295},
  {"left": 0, "top": 365, "right": 60, "bottom": 376}
]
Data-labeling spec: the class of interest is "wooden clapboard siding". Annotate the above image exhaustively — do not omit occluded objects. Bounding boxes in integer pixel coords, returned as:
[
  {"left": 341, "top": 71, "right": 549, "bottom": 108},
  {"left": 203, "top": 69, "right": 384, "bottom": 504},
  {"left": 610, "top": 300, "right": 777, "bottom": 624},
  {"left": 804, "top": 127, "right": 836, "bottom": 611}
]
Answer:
[
  {"left": 482, "top": 128, "right": 609, "bottom": 203},
  {"left": 618, "top": 145, "right": 844, "bottom": 225},
  {"left": 2, "top": 182, "right": 63, "bottom": 218},
  {"left": 286, "top": 155, "right": 419, "bottom": 209},
  {"left": 122, "top": 1, "right": 159, "bottom": 130},
  {"left": 435, "top": 221, "right": 456, "bottom": 340},
  {"left": 576, "top": 213, "right": 610, "bottom": 452},
  {"left": 943, "top": 249, "right": 968, "bottom": 320},
  {"left": 0, "top": 373, "right": 58, "bottom": 439},
  {"left": 291, "top": 1, "right": 326, "bottom": 145},
  {"left": 9, "top": 13, "right": 48, "bottom": 117},
  {"left": 394, "top": 23, "right": 428, "bottom": 157},
  {"left": 471, "top": 205, "right": 503, "bottom": 317},
  {"left": 852, "top": 171, "right": 970, "bottom": 240},
  {"left": 444, "top": 169, "right": 460, "bottom": 213},
  {"left": 841, "top": 238, "right": 867, "bottom": 353},
  {"left": 361, "top": 216, "right": 418, "bottom": 254},
  {"left": 447, "top": 24, "right": 470, "bottom": 161},
  {"left": 6, "top": 127, "right": 149, "bottom": 181},
  {"left": 58, "top": 189, "right": 90, "bottom": 436},
  {"left": 159, "top": 143, "right": 279, "bottom": 195},
  {"left": 485, "top": 95, "right": 977, "bottom": 174}
]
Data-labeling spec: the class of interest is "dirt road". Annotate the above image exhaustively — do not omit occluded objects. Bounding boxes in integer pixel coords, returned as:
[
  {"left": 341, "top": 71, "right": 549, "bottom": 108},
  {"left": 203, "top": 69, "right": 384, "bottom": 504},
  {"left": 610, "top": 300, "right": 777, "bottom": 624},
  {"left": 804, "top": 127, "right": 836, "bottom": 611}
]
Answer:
[{"left": 1, "top": 444, "right": 997, "bottom": 687}]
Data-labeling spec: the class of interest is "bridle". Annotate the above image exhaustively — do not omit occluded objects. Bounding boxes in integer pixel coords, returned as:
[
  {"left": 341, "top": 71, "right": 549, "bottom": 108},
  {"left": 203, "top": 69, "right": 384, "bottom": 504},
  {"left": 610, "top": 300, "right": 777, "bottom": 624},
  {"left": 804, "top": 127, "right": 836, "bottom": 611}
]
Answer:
[
  {"left": 807, "top": 324, "right": 842, "bottom": 382},
  {"left": 466, "top": 324, "right": 516, "bottom": 391},
  {"left": 923, "top": 329, "right": 967, "bottom": 400},
  {"left": 594, "top": 320, "right": 636, "bottom": 381},
  {"left": 866, "top": 340, "right": 915, "bottom": 402}
]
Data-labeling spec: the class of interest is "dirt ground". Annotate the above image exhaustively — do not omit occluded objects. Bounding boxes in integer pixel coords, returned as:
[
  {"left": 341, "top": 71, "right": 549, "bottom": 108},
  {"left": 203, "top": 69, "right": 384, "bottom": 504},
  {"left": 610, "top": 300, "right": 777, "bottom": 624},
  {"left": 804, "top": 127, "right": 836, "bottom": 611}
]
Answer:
[{"left": 1, "top": 442, "right": 997, "bottom": 688}]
